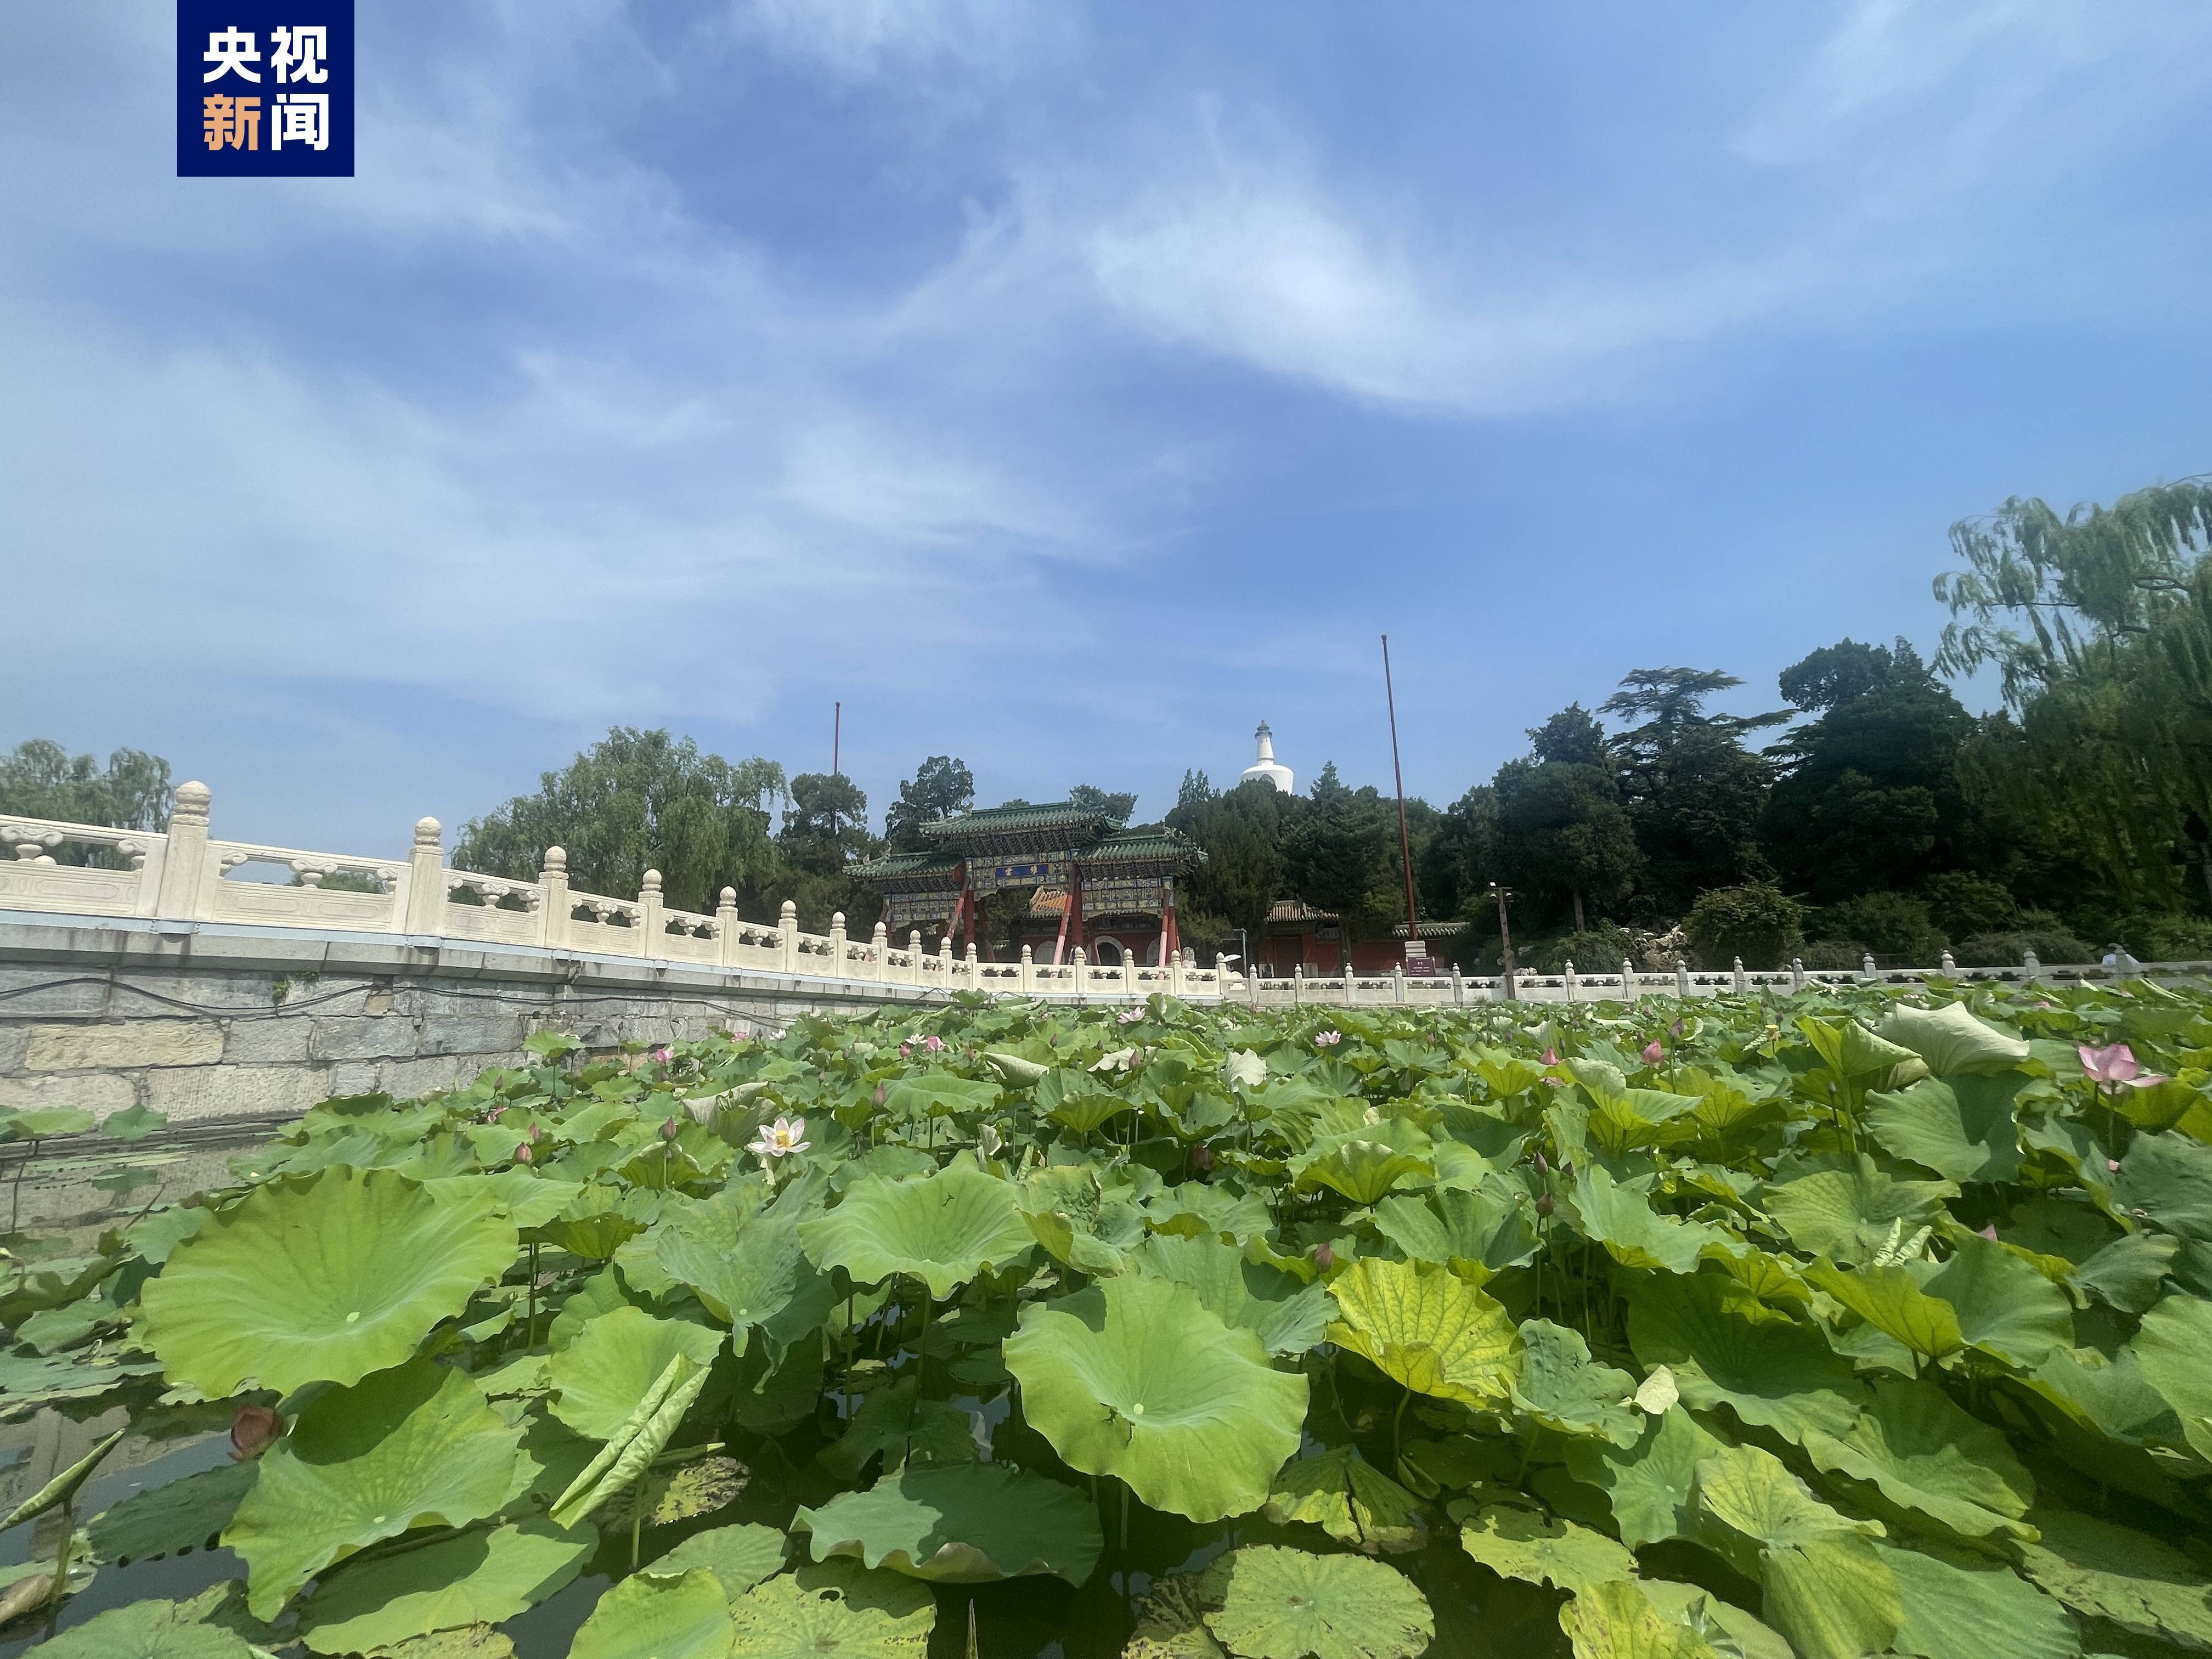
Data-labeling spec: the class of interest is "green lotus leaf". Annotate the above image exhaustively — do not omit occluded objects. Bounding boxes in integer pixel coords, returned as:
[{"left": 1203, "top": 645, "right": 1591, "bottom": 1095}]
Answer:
[
  {"left": 1130, "top": 1232, "right": 1333, "bottom": 1355},
  {"left": 1627, "top": 1273, "right": 1865, "bottom": 1444},
  {"left": 608, "top": 1454, "right": 751, "bottom": 1528},
  {"left": 1865, "top": 1075, "right": 2027, "bottom": 1184},
  {"left": 1143, "top": 1181, "right": 1275, "bottom": 1244},
  {"left": 1326, "top": 1256, "right": 1521, "bottom": 1405},
  {"left": 729, "top": 1560, "right": 935, "bottom": 1658},
  {"left": 138, "top": 1167, "right": 517, "bottom": 1398},
  {"left": 1293, "top": 1138, "right": 1434, "bottom": 1205},
  {"left": 1798, "top": 1016, "right": 1924, "bottom": 1080},
  {"left": 98, "top": 1104, "right": 170, "bottom": 1143},
  {"left": 1757, "top": 1536, "right": 1902, "bottom": 1659},
  {"left": 549, "top": 1305, "right": 724, "bottom": 1441},
  {"left": 883, "top": 1073, "right": 1000, "bottom": 1122},
  {"left": 547, "top": 1267, "right": 640, "bottom": 1350},
  {"left": 377, "top": 1627, "right": 517, "bottom": 1658},
  {"left": 1804, "top": 1260, "right": 1963, "bottom": 1359},
  {"left": 1126, "top": 1570, "right": 1232, "bottom": 1659},
  {"left": 18, "top": 1595, "right": 255, "bottom": 1659},
  {"left": 1203, "top": 1545, "right": 1434, "bottom": 1659},
  {"left": 90, "top": 1460, "right": 258, "bottom": 1564},
  {"left": 1637, "top": 1581, "right": 1791, "bottom": 1659},
  {"left": 648, "top": 1522, "right": 789, "bottom": 1599},
  {"left": 0, "top": 1346, "right": 165, "bottom": 1412},
  {"left": 2067, "top": 1229, "right": 2177, "bottom": 1313},
  {"left": 1262, "top": 1446, "right": 1427, "bottom": 1554},
  {"left": 1511, "top": 1319, "right": 1643, "bottom": 1447},
  {"left": 297, "top": 1518, "right": 594, "bottom": 1655},
  {"left": 1800, "top": 1379, "right": 2034, "bottom": 1540},
  {"left": 2115, "top": 1132, "right": 2212, "bottom": 1240},
  {"left": 794, "top": 1460, "right": 1102, "bottom": 1585},
  {"left": 2013, "top": 1505, "right": 2212, "bottom": 1649},
  {"left": 1587, "top": 1088, "right": 1706, "bottom": 1158},
  {"left": 2132, "top": 1292, "right": 2212, "bottom": 1459},
  {"left": 2018, "top": 1342, "right": 2179, "bottom": 1444},
  {"left": 224, "top": 1356, "right": 523, "bottom": 1619},
  {"left": 1875, "top": 1540, "right": 2080, "bottom": 1659},
  {"left": 799, "top": 1165, "right": 1033, "bottom": 1300},
  {"left": 1763, "top": 1155, "right": 1957, "bottom": 1265},
  {"left": 568, "top": 1567, "right": 732, "bottom": 1659},
  {"left": 1017, "top": 1163, "right": 1146, "bottom": 1275},
  {"left": 1558, "top": 1579, "right": 1723, "bottom": 1659},
  {"left": 1874, "top": 1003, "right": 2030, "bottom": 1076},
  {"left": 1564, "top": 1406, "right": 1730, "bottom": 1551},
  {"left": 1, "top": 1105, "right": 97, "bottom": 1139},
  {"left": 425, "top": 1167, "right": 585, "bottom": 1231},
  {"left": 1692, "top": 1444, "right": 1881, "bottom": 1579},
  {"left": 1455, "top": 1503, "right": 1637, "bottom": 1594},
  {"left": 1371, "top": 1183, "right": 1540, "bottom": 1274},
  {"left": 1004, "top": 1272, "right": 1307, "bottom": 1522},
  {"left": 1568, "top": 1165, "right": 1730, "bottom": 1274},
  {"left": 818, "top": 1378, "right": 978, "bottom": 1480},
  {"left": 652, "top": 1201, "right": 812, "bottom": 1343},
  {"left": 551, "top": 1351, "right": 713, "bottom": 1529},
  {"left": 1921, "top": 1233, "right": 2073, "bottom": 1368}
]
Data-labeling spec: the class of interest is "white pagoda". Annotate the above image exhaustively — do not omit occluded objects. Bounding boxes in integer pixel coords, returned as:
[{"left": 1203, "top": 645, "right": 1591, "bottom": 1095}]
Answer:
[{"left": 1240, "top": 721, "right": 1295, "bottom": 793}]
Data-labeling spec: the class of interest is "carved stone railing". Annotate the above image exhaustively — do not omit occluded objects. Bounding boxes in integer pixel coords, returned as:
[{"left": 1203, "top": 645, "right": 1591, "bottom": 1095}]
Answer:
[
  {"left": 7, "top": 786, "right": 2201, "bottom": 1010},
  {"left": 0, "top": 785, "right": 1220, "bottom": 1002}
]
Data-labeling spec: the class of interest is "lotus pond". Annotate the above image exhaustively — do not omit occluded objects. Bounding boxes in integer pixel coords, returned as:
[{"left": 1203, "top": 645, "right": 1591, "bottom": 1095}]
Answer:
[{"left": 5, "top": 978, "right": 2212, "bottom": 1659}]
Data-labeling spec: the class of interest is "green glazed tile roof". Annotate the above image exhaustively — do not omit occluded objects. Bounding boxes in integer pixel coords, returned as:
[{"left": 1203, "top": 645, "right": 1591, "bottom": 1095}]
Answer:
[
  {"left": 916, "top": 802, "right": 1119, "bottom": 838},
  {"left": 849, "top": 850, "right": 963, "bottom": 879}
]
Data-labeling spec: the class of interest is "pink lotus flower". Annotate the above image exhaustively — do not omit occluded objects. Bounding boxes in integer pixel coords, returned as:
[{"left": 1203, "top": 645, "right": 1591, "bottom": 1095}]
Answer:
[
  {"left": 923, "top": 1034, "right": 946, "bottom": 1053},
  {"left": 899, "top": 1043, "right": 911, "bottom": 1059},
  {"left": 2108, "top": 1158, "right": 2123, "bottom": 1172},
  {"left": 513, "top": 1142, "right": 533, "bottom": 1165},
  {"left": 1118, "top": 1007, "right": 1145, "bottom": 1025},
  {"left": 1541, "top": 1047, "right": 1559, "bottom": 1065},
  {"left": 1641, "top": 1041, "right": 1664, "bottom": 1065},
  {"left": 2078, "top": 1044, "right": 2167, "bottom": 1090},
  {"left": 651, "top": 1046, "right": 673, "bottom": 1064},
  {"left": 230, "top": 1404, "right": 283, "bottom": 1461},
  {"left": 1978, "top": 1223, "right": 2000, "bottom": 1240},
  {"left": 1192, "top": 1144, "right": 1213, "bottom": 1171},
  {"left": 1314, "top": 1030, "right": 1342, "bottom": 1047}
]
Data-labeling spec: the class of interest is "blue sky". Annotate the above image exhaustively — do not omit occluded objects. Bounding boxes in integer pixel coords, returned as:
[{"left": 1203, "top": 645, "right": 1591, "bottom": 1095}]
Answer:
[{"left": 5, "top": 2, "right": 2210, "bottom": 858}]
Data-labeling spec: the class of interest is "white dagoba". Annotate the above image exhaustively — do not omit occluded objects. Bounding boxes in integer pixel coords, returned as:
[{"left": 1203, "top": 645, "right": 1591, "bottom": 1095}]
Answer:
[{"left": 1240, "top": 721, "right": 1295, "bottom": 793}]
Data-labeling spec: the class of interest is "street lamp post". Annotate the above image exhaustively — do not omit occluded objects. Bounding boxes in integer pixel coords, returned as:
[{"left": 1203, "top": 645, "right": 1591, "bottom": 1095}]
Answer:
[{"left": 1488, "top": 882, "right": 1517, "bottom": 1001}]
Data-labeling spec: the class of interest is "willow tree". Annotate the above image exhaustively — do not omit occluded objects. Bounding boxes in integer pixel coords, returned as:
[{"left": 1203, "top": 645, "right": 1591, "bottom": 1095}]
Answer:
[{"left": 1936, "top": 478, "right": 2212, "bottom": 906}]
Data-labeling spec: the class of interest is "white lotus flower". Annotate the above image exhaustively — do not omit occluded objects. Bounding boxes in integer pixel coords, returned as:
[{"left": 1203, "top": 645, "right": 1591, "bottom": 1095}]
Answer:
[{"left": 747, "top": 1115, "right": 809, "bottom": 1161}]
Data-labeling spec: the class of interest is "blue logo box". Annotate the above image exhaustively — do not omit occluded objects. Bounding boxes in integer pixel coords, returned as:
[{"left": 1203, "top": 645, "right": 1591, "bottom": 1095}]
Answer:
[{"left": 177, "top": 1, "right": 353, "bottom": 177}]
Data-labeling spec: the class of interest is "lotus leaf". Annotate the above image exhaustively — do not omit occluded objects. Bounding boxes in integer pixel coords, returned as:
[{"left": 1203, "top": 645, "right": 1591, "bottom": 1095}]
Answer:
[
  {"left": 1875, "top": 1541, "right": 2079, "bottom": 1659},
  {"left": 819, "top": 1378, "right": 978, "bottom": 1479},
  {"left": 550, "top": 1305, "right": 724, "bottom": 1441},
  {"left": 1203, "top": 1545, "right": 1434, "bottom": 1659},
  {"left": 1372, "top": 1181, "right": 1540, "bottom": 1275},
  {"left": 1455, "top": 1503, "right": 1637, "bottom": 1593},
  {"left": 1763, "top": 1155, "right": 1957, "bottom": 1265},
  {"left": 1004, "top": 1272, "right": 1307, "bottom": 1522},
  {"left": 568, "top": 1567, "right": 732, "bottom": 1659},
  {"left": 1757, "top": 1536, "right": 1902, "bottom": 1659},
  {"left": 297, "top": 1519, "right": 594, "bottom": 1654},
  {"left": 1127, "top": 1570, "right": 1232, "bottom": 1659},
  {"left": 1875, "top": 1003, "right": 2030, "bottom": 1075},
  {"left": 1637, "top": 1581, "right": 1792, "bottom": 1659},
  {"left": 2015, "top": 1505, "right": 2212, "bottom": 1649},
  {"left": 1565, "top": 1406, "right": 1729, "bottom": 1551},
  {"left": 647, "top": 1522, "right": 788, "bottom": 1598},
  {"left": 1865, "top": 1075, "right": 2027, "bottom": 1184},
  {"left": 2131, "top": 1292, "right": 2212, "bottom": 1459},
  {"left": 1326, "top": 1257, "right": 1520, "bottom": 1405},
  {"left": 426, "top": 1167, "right": 586, "bottom": 1231},
  {"left": 794, "top": 1460, "right": 1101, "bottom": 1584},
  {"left": 1798, "top": 1016, "right": 1924, "bottom": 1079},
  {"left": 19, "top": 1596, "right": 255, "bottom": 1659},
  {"left": 90, "top": 1460, "right": 258, "bottom": 1563},
  {"left": 1804, "top": 1260, "right": 1963, "bottom": 1359},
  {"left": 2115, "top": 1131, "right": 2212, "bottom": 1239},
  {"left": 799, "top": 1165, "right": 1033, "bottom": 1300},
  {"left": 224, "top": 1356, "right": 523, "bottom": 1618},
  {"left": 1922, "top": 1233, "right": 2073, "bottom": 1368},
  {"left": 652, "top": 1203, "right": 811, "bottom": 1342},
  {"left": 729, "top": 1560, "right": 935, "bottom": 1658},
  {"left": 1144, "top": 1181, "right": 1274, "bottom": 1244},
  {"left": 1511, "top": 1319, "right": 1643, "bottom": 1447},
  {"left": 1799, "top": 1380, "right": 2034, "bottom": 1539},
  {"left": 1692, "top": 1444, "right": 1881, "bottom": 1572},
  {"left": 98, "top": 1104, "right": 169, "bottom": 1142},
  {"left": 1262, "top": 1446, "right": 1427, "bottom": 1554},
  {"left": 1568, "top": 1165, "right": 1729, "bottom": 1274},
  {"left": 139, "top": 1167, "right": 517, "bottom": 1397},
  {"left": 551, "top": 1352, "right": 713, "bottom": 1528},
  {"left": 2066, "top": 1229, "right": 2177, "bottom": 1313},
  {"left": 1130, "top": 1233, "right": 1332, "bottom": 1355},
  {"left": 1294, "top": 1137, "right": 1434, "bottom": 1205},
  {"left": 1627, "top": 1273, "right": 1864, "bottom": 1443},
  {"left": 1558, "top": 1579, "right": 1723, "bottom": 1659}
]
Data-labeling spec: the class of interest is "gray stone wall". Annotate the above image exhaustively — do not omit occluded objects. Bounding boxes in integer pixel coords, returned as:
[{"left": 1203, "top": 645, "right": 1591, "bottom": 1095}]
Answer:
[{"left": 0, "top": 914, "right": 938, "bottom": 1128}]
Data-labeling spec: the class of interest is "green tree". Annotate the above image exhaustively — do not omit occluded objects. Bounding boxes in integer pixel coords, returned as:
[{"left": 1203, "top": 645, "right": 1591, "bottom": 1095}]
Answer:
[
  {"left": 1601, "top": 668, "right": 1781, "bottom": 918},
  {"left": 1284, "top": 763, "right": 1397, "bottom": 934},
  {"left": 1760, "top": 639, "right": 1987, "bottom": 904},
  {"left": 1493, "top": 757, "right": 1639, "bottom": 932},
  {"left": 453, "top": 728, "right": 785, "bottom": 915},
  {"left": 0, "top": 740, "right": 173, "bottom": 834},
  {"left": 884, "top": 756, "right": 975, "bottom": 851},
  {"left": 1068, "top": 784, "right": 1138, "bottom": 822},
  {"left": 1682, "top": 882, "right": 1804, "bottom": 970},
  {"left": 774, "top": 772, "right": 882, "bottom": 933},
  {"left": 1166, "top": 774, "right": 1296, "bottom": 943}
]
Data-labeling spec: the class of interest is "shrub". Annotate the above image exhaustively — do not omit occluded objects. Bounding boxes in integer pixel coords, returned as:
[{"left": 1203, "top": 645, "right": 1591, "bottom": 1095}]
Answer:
[
  {"left": 1955, "top": 928, "right": 2095, "bottom": 967},
  {"left": 1921, "top": 871, "right": 2016, "bottom": 939},
  {"left": 1810, "top": 892, "right": 1945, "bottom": 966},
  {"left": 1798, "top": 939, "right": 1867, "bottom": 971},
  {"left": 1683, "top": 883, "right": 1804, "bottom": 970},
  {"left": 1522, "top": 926, "right": 1634, "bottom": 974},
  {"left": 2113, "top": 911, "right": 2212, "bottom": 962}
]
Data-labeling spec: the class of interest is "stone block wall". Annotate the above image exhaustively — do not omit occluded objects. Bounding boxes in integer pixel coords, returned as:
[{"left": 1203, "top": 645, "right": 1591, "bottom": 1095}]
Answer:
[{"left": 0, "top": 915, "right": 934, "bottom": 1128}]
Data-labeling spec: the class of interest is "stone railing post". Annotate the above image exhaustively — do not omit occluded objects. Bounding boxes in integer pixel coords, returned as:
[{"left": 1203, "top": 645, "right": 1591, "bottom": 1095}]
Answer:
[
  {"left": 966, "top": 941, "right": 979, "bottom": 992},
  {"left": 909, "top": 930, "right": 924, "bottom": 988},
  {"left": 1790, "top": 957, "right": 1805, "bottom": 994},
  {"left": 1939, "top": 949, "right": 1956, "bottom": 975},
  {"left": 1733, "top": 956, "right": 1748, "bottom": 995},
  {"left": 1563, "top": 960, "right": 1578, "bottom": 1002},
  {"left": 870, "top": 920, "right": 888, "bottom": 981},
  {"left": 1071, "top": 946, "right": 1087, "bottom": 1002},
  {"left": 1293, "top": 962, "right": 1304, "bottom": 1008},
  {"left": 1674, "top": 960, "right": 1690, "bottom": 998},
  {"left": 1392, "top": 963, "right": 1406, "bottom": 1005},
  {"left": 715, "top": 888, "right": 741, "bottom": 966},
  {"left": 2022, "top": 948, "right": 2041, "bottom": 984},
  {"left": 1020, "top": 944, "right": 1034, "bottom": 994},
  {"left": 830, "top": 912, "right": 849, "bottom": 979},
  {"left": 780, "top": 900, "right": 799, "bottom": 974},
  {"left": 1861, "top": 951, "right": 1877, "bottom": 979},
  {"left": 154, "top": 780, "right": 213, "bottom": 920},
  {"left": 640, "top": 870, "right": 665, "bottom": 960},
  {"left": 402, "top": 816, "right": 444, "bottom": 935},
  {"left": 1451, "top": 963, "right": 1464, "bottom": 1006},
  {"left": 1621, "top": 958, "right": 1637, "bottom": 1001},
  {"left": 539, "top": 848, "right": 572, "bottom": 950}
]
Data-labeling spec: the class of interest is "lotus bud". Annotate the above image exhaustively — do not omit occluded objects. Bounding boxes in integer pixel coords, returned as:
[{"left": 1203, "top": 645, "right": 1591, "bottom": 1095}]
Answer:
[
  {"left": 1669, "top": 1019, "right": 1685, "bottom": 1040},
  {"left": 872, "top": 1083, "right": 887, "bottom": 1108},
  {"left": 1192, "top": 1144, "right": 1214, "bottom": 1171},
  {"left": 2107, "top": 1158, "right": 2122, "bottom": 1172},
  {"left": 660, "top": 1116, "right": 681, "bottom": 1142},
  {"left": 1560, "top": 1159, "right": 1573, "bottom": 1177},
  {"left": 1641, "top": 1041, "right": 1664, "bottom": 1065},
  {"left": 1532, "top": 1150, "right": 1549, "bottom": 1175},
  {"left": 1312, "top": 1243, "right": 1335, "bottom": 1270},
  {"left": 1977, "top": 1223, "right": 1999, "bottom": 1240},
  {"left": 527, "top": 1124, "right": 543, "bottom": 1142},
  {"left": 1541, "top": 1047, "right": 1559, "bottom": 1065},
  {"left": 229, "top": 1404, "right": 283, "bottom": 1462},
  {"left": 513, "top": 1142, "right": 533, "bottom": 1164},
  {"left": 1536, "top": 1192, "right": 1556, "bottom": 1218}
]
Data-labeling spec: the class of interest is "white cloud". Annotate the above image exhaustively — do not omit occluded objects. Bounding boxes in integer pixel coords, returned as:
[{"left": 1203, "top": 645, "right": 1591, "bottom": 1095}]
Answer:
[{"left": 725, "top": 0, "right": 1071, "bottom": 83}]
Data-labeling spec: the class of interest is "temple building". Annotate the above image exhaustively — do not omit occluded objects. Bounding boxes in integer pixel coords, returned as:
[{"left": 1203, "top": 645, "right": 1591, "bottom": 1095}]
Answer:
[
  {"left": 852, "top": 800, "right": 1205, "bottom": 967},
  {"left": 1240, "top": 721, "right": 1295, "bottom": 792}
]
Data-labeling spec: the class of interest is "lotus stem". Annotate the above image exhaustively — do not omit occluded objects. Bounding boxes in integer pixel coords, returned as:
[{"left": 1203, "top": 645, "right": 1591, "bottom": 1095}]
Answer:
[
  {"left": 10, "top": 1139, "right": 36, "bottom": 1235},
  {"left": 526, "top": 1242, "right": 540, "bottom": 1348},
  {"left": 46, "top": 1498, "right": 71, "bottom": 1611},
  {"left": 630, "top": 1475, "right": 645, "bottom": 1569},
  {"left": 1120, "top": 1479, "right": 1130, "bottom": 1552},
  {"left": 1393, "top": 1387, "right": 1410, "bottom": 1472}
]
